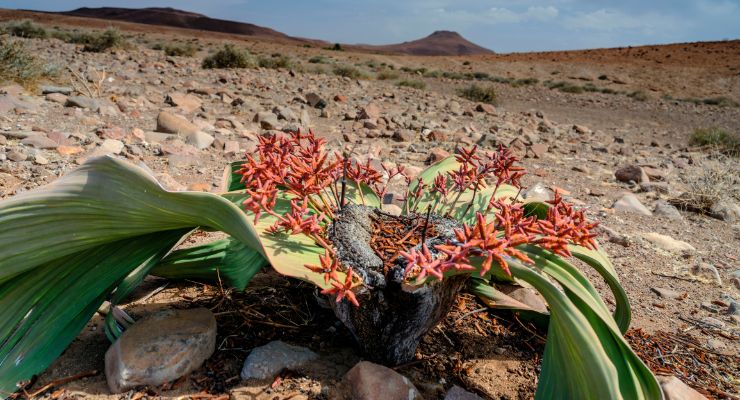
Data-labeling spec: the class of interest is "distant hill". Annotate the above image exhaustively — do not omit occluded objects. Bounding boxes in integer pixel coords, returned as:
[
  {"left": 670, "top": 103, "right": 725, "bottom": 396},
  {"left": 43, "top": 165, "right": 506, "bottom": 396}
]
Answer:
[
  {"left": 61, "top": 7, "right": 297, "bottom": 40},
  {"left": 354, "top": 31, "right": 494, "bottom": 56},
  {"left": 23, "top": 7, "right": 493, "bottom": 56}
]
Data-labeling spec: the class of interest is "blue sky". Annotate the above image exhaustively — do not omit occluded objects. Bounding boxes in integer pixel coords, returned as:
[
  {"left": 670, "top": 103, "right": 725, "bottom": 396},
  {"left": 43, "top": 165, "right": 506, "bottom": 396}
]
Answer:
[{"left": 3, "top": 0, "right": 739, "bottom": 52}]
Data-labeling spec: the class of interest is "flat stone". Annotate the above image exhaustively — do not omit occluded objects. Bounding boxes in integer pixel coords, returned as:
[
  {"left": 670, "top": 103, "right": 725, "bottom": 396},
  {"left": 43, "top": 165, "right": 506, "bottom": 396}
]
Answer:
[
  {"left": 156, "top": 111, "right": 199, "bottom": 135},
  {"left": 650, "top": 287, "right": 685, "bottom": 300},
  {"left": 641, "top": 232, "right": 695, "bottom": 253},
  {"left": 21, "top": 135, "right": 58, "bottom": 149},
  {"left": 165, "top": 92, "right": 202, "bottom": 113},
  {"left": 656, "top": 375, "right": 707, "bottom": 400},
  {"left": 45, "top": 93, "right": 68, "bottom": 104},
  {"left": 65, "top": 96, "right": 100, "bottom": 111},
  {"left": 41, "top": 85, "right": 73, "bottom": 95},
  {"left": 240, "top": 340, "right": 318, "bottom": 380},
  {"left": 613, "top": 193, "right": 652, "bottom": 215},
  {"left": 338, "top": 361, "right": 421, "bottom": 400},
  {"left": 105, "top": 308, "right": 216, "bottom": 393},
  {"left": 445, "top": 385, "right": 483, "bottom": 400},
  {"left": 0, "top": 94, "right": 36, "bottom": 114}
]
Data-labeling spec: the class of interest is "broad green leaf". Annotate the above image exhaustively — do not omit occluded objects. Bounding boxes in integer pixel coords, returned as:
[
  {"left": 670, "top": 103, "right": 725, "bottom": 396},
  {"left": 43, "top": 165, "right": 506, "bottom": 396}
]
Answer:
[
  {"left": 0, "top": 230, "right": 186, "bottom": 395},
  {"left": 222, "top": 193, "right": 333, "bottom": 289},
  {"left": 0, "top": 156, "right": 263, "bottom": 283},
  {"left": 152, "top": 237, "right": 267, "bottom": 291}
]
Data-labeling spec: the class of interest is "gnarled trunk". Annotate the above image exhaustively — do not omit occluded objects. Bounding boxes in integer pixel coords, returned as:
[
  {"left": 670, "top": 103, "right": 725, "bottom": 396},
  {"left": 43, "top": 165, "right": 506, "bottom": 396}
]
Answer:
[{"left": 328, "top": 205, "right": 465, "bottom": 365}]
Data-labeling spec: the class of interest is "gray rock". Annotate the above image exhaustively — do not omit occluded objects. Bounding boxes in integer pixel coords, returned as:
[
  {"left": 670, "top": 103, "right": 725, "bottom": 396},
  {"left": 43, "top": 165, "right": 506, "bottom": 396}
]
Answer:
[
  {"left": 710, "top": 199, "right": 740, "bottom": 222},
  {"left": 654, "top": 201, "right": 683, "bottom": 221},
  {"left": 253, "top": 112, "right": 279, "bottom": 130},
  {"left": 613, "top": 193, "right": 652, "bottom": 215},
  {"left": 445, "top": 385, "right": 483, "bottom": 400},
  {"left": 615, "top": 164, "right": 649, "bottom": 183},
  {"left": 99, "top": 139, "right": 125, "bottom": 155},
  {"left": 105, "top": 308, "right": 216, "bottom": 393},
  {"left": 65, "top": 96, "right": 100, "bottom": 111},
  {"left": 338, "top": 361, "right": 421, "bottom": 400},
  {"left": 305, "top": 92, "right": 326, "bottom": 109},
  {"left": 41, "top": 85, "right": 73, "bottom": 95},
  {"left": 273, "top": 106, "right": 296, "bottom": 121},
  {"left": 156, "top": 111, "right": 199, "bottom": 135},
  {"left": 656, "top": 375, "right": 707, "bottom": 400},
  {"left": 0, "top": 134, "right": 6, "bottom": 145},
  {"left": 185, "top": 131, "right": 215, "bottom": 150},
  {"left": 240, "top": 340, "right": 318, "bottom": 380}
]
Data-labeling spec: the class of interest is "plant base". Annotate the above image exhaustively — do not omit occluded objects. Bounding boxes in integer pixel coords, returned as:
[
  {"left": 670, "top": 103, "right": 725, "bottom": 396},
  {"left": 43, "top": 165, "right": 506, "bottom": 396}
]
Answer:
[{"left": 328, "top": 205, "right": 466, "bottom": 365}]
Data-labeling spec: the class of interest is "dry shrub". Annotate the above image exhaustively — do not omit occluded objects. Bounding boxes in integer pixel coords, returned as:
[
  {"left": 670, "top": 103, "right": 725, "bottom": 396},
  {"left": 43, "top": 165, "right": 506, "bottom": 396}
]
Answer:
[
  {"left": 670, "top": 156, "right": 739, "bottom": 213},
  {"left": 0, "top": 39, "right": 47, "bottom": 88}
]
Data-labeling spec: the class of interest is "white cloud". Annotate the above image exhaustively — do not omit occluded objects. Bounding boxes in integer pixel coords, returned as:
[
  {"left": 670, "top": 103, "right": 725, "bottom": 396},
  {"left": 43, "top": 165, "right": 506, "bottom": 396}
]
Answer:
[{"left": 563, "top": 8, "right": 681, "bottom": 34}]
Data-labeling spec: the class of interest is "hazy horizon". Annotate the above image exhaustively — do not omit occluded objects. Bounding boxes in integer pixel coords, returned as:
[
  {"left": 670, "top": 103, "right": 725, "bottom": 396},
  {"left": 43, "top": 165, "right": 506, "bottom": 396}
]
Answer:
[{"left": 2, "top": 1, "right": 739, "bottom": 53}]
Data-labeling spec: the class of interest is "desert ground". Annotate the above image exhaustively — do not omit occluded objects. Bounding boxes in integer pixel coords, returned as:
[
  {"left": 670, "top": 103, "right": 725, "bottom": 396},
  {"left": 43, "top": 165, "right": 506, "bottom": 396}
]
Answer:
[{"left": 0, "top": 8, "right": 738, "bottom": 400}]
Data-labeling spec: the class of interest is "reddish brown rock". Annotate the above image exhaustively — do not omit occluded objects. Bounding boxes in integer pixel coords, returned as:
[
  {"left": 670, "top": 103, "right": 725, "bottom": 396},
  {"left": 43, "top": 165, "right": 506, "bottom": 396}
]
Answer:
[{"left": 337, "top": 361, "right": 422, "bottom": 400}]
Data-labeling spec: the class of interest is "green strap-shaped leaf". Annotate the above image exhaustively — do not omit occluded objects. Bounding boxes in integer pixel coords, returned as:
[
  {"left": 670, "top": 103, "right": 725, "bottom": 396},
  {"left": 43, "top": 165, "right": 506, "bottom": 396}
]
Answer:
[
  {"left": 152, "top": 237, "right": 268, "bottom": 291},
  {"left": 509, "top": 256, "right": 662, "bottom": 400},
  {"left": 571, "top": 244, "right": 631, "bottom": 333},
  {"left": 0, "top": 229, "right": 187, "bottom": 396}
]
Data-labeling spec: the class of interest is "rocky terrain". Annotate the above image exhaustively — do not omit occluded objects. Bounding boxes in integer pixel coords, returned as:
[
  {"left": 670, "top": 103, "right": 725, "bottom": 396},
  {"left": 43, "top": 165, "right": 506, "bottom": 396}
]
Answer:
[{"left": 0, "top": 13, "right": 738, "bottom": 400}]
